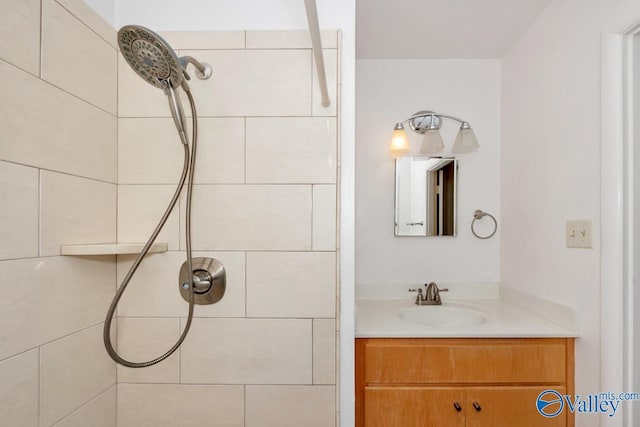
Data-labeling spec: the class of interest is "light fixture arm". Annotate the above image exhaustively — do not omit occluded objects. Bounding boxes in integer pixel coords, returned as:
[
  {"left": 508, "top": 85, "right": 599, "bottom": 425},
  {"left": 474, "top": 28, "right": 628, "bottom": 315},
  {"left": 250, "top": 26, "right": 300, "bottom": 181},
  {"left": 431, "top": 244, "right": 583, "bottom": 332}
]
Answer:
[
  {"left": 433, "top": 113, "right": 467, "bottom": 124},
  {"left": 398, "top": 111, "right": 468, "bottom": 126},
  {"left": 397, "top": 110, "right": 437, "bottom": 124}
]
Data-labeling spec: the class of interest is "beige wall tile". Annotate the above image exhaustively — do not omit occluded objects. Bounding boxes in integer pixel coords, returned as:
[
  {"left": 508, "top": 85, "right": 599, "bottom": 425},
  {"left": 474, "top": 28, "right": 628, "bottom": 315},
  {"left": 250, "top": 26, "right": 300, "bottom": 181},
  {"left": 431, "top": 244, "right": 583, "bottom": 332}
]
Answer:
[
  {"left": 120, "top": 49, "right": 311, "bottom": 118},
  {"left": 117, "top": 383, "right": 244, "bottom": 427},
  {"left": 161, "top": 31, "right": 245, "bottom": 49},
  {"left": 118, "top": 55, "right": 171, "bottom": 118},
  {"left": 117, "top": 185, "right": 180, "bottom": 250},
  {"left": 313, "top": 319, "right": 336, "bottom": 385},
  {"left": 246, "top": 117, "right": 337, "bottom": 184},
  {"left": 181, "top": 318, "right": 312, "bottom": 384},
  {"left": 0, "top": 161, "right": 39, "bottom": 260},
  {"left": 246, "top": 30, "right": 338, "bottom": 49},
  {"left": 40, "top": 171, "right": 116, "bottom": 256},
  {"left": 116, "top": 251, "right": 245, "bottom": 318},
  {"left": 40, "top": 324, "right": 116, "bottom": 426},
  {"left": 185, "top": 185, "right": 312, "bottom": 250},
  {"left": 55, "top": 0, "right": 117, "bottom": 48},
  {"left": 0, "top": 256, "right": 115, "bottom": 360},
  {"left": 119, "top": 118, "right": 244, "bottom": 184},
  {"left": 313, "top": 50, "right": 338, "bottom": 117},
  {"left": 181, "top": 49, "right": 312, "bottom": 117},
  {"left": 192, "top": 118, "right": 245, "bottom": 183},
  {"left": 0, "top": 0, "right": 40, "bottom": 75},
  {"left": 0, "top": 61, "right": 117, "bottom": 182},
  {"left": 246, "top": 385, "right": 336, "bottom": 427},
  {"left": 313, "top": 185, "right": 337, "bottom": 251},
  {"left": 118, "top": 118, "right": 185, "bottom": 184},
  {"left": 0, "top": 349, "right": 38, "bottom": 427},
  {"left": 247, "top": 252, "right": 336, "bottom": 318},
  {"left": 117, "top": 318, "right": 180, "bottom": 384},
  {"left": 42, "top": 0, "right": 117, "bottom": 114},
  {"left": 54, "top": 386, "right": 116, "bottom": 427}
]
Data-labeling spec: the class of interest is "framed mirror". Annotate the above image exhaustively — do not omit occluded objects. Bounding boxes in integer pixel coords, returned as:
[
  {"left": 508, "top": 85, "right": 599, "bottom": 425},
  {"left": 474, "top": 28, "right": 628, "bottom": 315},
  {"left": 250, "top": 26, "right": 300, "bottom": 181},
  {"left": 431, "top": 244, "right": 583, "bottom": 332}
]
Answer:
[{"left": 394, "top": 156, "right": 458, "bottom": 236}]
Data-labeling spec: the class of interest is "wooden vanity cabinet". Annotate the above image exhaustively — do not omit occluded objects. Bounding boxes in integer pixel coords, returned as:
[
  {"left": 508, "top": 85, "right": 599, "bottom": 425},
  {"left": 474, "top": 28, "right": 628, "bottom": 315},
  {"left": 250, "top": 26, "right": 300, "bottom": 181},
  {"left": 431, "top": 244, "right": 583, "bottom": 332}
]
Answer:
[{"left": 356, "top": 338, "right": 575, "bottom": 427}]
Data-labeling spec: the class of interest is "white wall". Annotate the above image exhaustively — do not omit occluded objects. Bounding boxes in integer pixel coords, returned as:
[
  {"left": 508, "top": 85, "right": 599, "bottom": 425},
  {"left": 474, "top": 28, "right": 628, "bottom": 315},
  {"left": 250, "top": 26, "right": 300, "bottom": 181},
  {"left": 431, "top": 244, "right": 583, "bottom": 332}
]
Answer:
[
  {"left": 501, "top": 1, "right": 640, "bottom": 425},
  {"left": 83, "top": 0, "right": 116, "bottom": 27},
  {"left": 356, "top": 59, "right": 501, "bottom": 287},
  {"left": 114, "top": 0, "right": 344, "bottom": 31}
]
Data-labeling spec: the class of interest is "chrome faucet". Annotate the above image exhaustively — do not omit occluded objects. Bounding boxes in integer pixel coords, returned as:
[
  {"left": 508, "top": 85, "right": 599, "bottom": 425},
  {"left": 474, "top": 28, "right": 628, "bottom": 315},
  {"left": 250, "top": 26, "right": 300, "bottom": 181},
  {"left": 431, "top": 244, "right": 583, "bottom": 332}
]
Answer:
[{"left": 409, "top": 282, "right": 449, "bottom": 305}]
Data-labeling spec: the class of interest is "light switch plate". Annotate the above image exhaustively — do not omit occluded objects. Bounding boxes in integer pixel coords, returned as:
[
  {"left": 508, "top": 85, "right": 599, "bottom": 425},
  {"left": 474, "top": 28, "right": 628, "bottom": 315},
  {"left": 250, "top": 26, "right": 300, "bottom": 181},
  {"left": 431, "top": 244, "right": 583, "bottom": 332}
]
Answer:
[{"left": 566, "top": 219, "right": 592, "bottom": 248}]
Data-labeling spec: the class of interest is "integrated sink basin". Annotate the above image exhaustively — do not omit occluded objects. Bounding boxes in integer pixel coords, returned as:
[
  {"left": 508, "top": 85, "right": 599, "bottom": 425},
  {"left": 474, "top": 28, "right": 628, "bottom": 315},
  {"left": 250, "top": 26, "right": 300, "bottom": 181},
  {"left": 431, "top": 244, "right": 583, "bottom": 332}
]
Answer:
[{"left": 398, "top": 305, "right": 486, "bottom": 328}]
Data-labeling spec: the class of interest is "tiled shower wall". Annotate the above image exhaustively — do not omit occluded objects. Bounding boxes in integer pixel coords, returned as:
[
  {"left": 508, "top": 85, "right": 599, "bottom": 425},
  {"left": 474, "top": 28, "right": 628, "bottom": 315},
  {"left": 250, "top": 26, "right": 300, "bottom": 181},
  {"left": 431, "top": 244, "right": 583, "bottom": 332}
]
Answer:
[
  {"left": 115, "top": 31, "right": 340, "bottom": 426},
  {"left": 0, "top": 0, "right": 118, "bottom": 426}
]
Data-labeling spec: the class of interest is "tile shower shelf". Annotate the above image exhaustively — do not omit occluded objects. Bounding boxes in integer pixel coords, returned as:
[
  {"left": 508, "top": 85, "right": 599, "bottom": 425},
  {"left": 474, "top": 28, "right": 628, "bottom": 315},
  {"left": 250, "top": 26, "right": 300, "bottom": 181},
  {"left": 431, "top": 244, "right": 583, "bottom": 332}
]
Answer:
[{"left": 60, "top": 242, "right": 168, "bottom": 256}]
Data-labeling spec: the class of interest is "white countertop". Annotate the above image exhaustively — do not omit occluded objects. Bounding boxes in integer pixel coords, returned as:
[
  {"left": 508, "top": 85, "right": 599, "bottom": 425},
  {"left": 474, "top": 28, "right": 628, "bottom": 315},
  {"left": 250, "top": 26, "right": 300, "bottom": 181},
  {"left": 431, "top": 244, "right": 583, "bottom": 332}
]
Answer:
[{"left": 356, "top": 297, "right": 579, "bottom": 338}]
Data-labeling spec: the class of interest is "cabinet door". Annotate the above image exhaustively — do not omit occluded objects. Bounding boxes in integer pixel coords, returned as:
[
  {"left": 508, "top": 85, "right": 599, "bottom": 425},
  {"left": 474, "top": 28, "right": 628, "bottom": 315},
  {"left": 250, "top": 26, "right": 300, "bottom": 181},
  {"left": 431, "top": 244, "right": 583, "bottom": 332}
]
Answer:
[
  {"left": 365, "top": 386, "right": 465, "bottom": 427},
  {"left": 466, "top": 386, "right": 567, "bottom": 427}
]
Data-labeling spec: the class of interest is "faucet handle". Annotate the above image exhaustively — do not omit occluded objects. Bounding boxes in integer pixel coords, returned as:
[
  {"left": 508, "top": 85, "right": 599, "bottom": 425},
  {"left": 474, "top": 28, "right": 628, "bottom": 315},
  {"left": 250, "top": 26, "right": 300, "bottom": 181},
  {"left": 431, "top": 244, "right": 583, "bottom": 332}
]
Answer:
[
  {"left": 408, "top": 288, "right": 424, "bottom": 304},
  {"left": 435, "top": 287, "right": 449, "bottom": 303}
]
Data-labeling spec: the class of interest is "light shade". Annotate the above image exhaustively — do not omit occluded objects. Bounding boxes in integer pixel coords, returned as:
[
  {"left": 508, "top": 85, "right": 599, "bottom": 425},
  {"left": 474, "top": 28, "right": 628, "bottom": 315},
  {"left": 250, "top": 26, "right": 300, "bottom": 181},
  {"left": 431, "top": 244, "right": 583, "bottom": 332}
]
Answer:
[
  {"left": 390, "top": 123, "right": 410, "bottom": 157},
  {"left": 452, "top": 124, "right": 479, "bottom": 153},
  {"left": 419, "top": 129, "right": 444, "bottom": 155}
]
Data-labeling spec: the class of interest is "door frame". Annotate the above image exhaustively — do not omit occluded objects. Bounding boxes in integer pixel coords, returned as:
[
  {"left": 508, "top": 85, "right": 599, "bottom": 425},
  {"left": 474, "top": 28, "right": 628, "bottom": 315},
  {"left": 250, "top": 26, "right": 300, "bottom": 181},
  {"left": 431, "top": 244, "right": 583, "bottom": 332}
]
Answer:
[{"left": 601, "top": 24, "right": 640, "bottom": 427}]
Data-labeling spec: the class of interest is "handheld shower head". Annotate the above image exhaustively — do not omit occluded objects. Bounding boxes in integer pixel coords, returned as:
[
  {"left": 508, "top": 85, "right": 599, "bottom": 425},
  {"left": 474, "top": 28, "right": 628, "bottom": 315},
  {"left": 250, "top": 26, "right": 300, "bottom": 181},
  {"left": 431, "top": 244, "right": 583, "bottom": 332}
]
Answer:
[
  {"left": 118, "top": 25, "right": 214, "bottom": 145},
  {"left": 118, "top": 25, "right": 184, "bottom": 90},
  {"left": 118, "top": 25, "right": 210, "bottom": 145}
]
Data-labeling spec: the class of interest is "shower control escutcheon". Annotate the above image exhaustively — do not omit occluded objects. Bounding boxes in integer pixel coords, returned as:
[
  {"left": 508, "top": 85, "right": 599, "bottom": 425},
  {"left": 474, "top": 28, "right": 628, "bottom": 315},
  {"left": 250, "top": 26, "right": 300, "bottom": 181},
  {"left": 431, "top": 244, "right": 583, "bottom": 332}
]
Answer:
[{"left": 179, "top": 257, "right": 226, "bottom": 305}]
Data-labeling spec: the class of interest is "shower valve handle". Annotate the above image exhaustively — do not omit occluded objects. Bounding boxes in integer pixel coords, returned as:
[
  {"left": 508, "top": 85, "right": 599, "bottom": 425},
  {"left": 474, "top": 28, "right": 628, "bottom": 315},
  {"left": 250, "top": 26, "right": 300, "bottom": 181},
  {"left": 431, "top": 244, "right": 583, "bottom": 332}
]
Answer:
[{"left": 192, "top": 271, "right": 213, "bottom": 293}]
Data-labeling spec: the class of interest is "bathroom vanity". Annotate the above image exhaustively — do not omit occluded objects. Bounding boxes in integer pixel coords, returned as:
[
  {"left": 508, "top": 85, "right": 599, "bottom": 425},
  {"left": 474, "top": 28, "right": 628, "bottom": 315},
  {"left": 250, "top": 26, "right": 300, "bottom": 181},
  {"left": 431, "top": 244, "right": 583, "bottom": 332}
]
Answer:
[
  {"left": 356, "top": 337, "right": 574, "bottom": 426},
  {"left": 355, "top": 288, "right": 577, "bottom": 427}
]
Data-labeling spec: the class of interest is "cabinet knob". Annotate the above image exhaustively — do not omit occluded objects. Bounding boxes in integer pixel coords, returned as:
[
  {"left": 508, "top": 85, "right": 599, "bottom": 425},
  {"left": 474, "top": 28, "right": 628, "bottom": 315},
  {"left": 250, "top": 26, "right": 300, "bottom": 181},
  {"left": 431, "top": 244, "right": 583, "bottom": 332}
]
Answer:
[
  {"left": 473, "top": 402, "right": 482, "bottom": 412},
  {"left": 453, "top": 402, "right": 462, "bottom": 412}
]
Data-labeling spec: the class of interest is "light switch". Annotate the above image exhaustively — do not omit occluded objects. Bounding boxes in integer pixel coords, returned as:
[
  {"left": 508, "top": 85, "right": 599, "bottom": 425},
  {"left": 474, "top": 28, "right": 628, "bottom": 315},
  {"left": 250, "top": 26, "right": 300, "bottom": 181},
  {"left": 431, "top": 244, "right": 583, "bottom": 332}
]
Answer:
[{"left": 566, "top": 219, "right": 592, "bottom": 248}]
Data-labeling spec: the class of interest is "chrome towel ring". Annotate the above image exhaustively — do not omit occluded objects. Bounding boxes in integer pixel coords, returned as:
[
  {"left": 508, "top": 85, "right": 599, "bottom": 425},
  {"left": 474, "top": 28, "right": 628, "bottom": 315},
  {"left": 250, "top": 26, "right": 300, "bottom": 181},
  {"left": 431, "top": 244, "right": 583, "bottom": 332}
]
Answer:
[{"left": 471, "top": 210, "right": 497, "bottom": 239}]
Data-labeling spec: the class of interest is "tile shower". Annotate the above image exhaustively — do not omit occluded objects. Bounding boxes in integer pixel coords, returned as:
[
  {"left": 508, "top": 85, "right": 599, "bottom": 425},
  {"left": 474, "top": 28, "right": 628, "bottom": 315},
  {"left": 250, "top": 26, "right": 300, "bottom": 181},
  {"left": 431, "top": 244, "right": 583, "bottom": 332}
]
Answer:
[{"left": 0, "top": 1, "right": 340, "bottom": 426}]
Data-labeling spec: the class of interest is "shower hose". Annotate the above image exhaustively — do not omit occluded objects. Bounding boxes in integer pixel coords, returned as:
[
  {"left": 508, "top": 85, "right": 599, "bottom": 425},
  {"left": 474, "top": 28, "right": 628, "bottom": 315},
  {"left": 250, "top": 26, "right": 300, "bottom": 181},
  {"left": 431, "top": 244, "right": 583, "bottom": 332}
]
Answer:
[{"left": 103, "top": 86, "right": 199, "bottom": 368}]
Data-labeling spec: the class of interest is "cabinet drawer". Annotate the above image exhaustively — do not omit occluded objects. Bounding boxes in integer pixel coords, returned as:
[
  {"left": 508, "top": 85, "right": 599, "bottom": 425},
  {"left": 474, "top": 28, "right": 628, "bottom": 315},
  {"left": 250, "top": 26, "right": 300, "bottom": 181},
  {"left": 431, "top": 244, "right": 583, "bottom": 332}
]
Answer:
[{"left": 364, "top": 338, "right": 568, "bottom": 384}]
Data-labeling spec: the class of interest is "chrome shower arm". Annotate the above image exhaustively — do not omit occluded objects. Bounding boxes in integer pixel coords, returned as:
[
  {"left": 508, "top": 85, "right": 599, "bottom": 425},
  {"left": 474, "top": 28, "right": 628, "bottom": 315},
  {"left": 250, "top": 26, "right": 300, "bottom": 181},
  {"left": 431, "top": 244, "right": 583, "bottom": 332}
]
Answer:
[{"left": 179, "top": 56, "right": 213, "bottom": 80}]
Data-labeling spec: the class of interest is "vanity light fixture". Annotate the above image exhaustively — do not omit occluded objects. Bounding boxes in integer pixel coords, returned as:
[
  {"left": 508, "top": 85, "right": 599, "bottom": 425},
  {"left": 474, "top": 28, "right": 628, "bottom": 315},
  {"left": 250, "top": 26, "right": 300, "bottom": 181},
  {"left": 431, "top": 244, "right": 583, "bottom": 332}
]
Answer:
[{"left": 390, "top": 110, "right": 479, "bottom": 157}]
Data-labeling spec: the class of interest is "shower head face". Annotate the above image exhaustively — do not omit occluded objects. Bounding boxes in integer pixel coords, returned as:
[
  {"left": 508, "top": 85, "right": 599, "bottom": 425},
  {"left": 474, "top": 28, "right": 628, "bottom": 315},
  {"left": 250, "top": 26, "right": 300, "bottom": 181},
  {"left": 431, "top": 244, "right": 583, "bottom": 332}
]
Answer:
[{"left": 118, "top": 25, "right": 183, "bottom": 90}]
